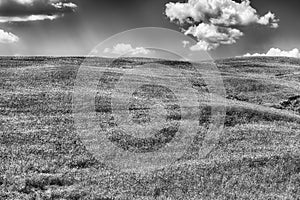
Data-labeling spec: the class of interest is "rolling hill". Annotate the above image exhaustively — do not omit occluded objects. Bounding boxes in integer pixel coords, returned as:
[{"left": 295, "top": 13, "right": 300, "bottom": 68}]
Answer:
[{"left": 0, "top": 56, "right": 299, "bottom": 199}]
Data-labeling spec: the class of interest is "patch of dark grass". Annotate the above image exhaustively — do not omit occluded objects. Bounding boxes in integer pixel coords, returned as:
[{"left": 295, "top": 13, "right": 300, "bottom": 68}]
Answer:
[
  {"left": 17, "top": 174, "right": 76, "bottom": 194},
  {"left": 224, "top": 106, "right": 298, "bottom": 126},
  {"left": 199, "top": 104, "right": 299, "bottom": 127}
]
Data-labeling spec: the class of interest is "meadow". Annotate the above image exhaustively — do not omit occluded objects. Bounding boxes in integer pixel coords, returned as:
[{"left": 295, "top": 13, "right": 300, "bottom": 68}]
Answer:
[{"left": 0, "top": 56, "right": 300, "bottom": 199}]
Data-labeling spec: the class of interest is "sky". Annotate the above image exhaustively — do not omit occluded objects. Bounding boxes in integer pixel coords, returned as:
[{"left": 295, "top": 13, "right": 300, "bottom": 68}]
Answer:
[{"left": 0, "top": 0, "right": 300, "bottom": 59}]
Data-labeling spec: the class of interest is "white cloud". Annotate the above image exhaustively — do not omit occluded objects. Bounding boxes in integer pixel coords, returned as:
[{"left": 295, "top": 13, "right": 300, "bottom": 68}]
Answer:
[
  {"left": 190, "top": 40, "right": 218, "bottom": 51},
  {"left": 184, "top": 23, "right": 243, "bottom": 51},
  {"left": 0, "top": 0, "right": 77, "bottom": 22},
  {"left": 0, "top": 0, "right": 77, "bottom": 44},
  {"left": 51, "top": 2, "right": 77, "bottom": 9},
  {"left": 257, "top": 11, "right": 279, "bottom": 28},
  {"left": 243, "top": 48, "right": 300, "bottom": 58},
  {"left": 182, "top": 40, "right": 190, "bottom": 48},
  {"left": 0, "top": 29, "right": 19, "bottom": 43},
  {"left": 165, "top": 0, "right": 279, "bottom": 51},
  {"left": 11, "top": 0, "right": 77, "bottom": 8},
  {"left": 14, "top": 0, "right": 35, "bottom": 5},
  {"left": 0, "top": 14, "right": 61, "bottom": 23},
  {"left": 104, "top": 43, "right": 152, "bottom": 56}
]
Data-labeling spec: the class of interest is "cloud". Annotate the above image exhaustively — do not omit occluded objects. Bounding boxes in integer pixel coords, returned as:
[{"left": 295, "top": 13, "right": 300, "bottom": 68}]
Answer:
[
  {"left": 182, "top": 40, "right": 190, "bottom": 48},
  {"left": 257, "top": 11, "right": 279, "bottom": 28},
  {"left": 0, "top": 0, "right": 77, "bottom": 44},
  {"left": 104, "top": 43, "right": 152, "bottom": 56},
  {"left": 0, "top": 14, "right": 61, "bottom": 23},
  {"left": 165, "top": 0, "right": 279, "bottom": 51},
  {"left": 185, "top": 23, "right": 243, "bottom": 51},
  {"left": 0, "top": 0, "right": 77, "bottom": 22},
  {"left": 14, "top": 0, "right": 34, "bottom": 4},
  {"left": 51, "top": 2, "right": 77, "bottom": 9},
  {"left": 0, "top": 29, "right": 19, "bottom": 43},
  {"left": 244, "top": 48, "right": 300, "bottom": 58}
]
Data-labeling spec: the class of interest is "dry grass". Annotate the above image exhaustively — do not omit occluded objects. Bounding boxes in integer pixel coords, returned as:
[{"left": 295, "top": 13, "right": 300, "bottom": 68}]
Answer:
[{"left": 0, "top": 56, "right": 300, "bottom": 199}]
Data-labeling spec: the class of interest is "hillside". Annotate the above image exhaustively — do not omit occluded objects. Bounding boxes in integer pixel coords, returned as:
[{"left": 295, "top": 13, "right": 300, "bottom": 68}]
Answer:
[{"left": 0, "top": 56, "right": 300, "bottom": 199}]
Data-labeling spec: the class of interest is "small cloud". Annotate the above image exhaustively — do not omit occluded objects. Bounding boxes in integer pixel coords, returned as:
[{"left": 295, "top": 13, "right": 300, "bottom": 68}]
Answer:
[
  {"left": 182, "top": 40, "right": 190, "bottom": 48},
  {"left": 0, "top": 29, "right": 19, "bottom": 43},
  {"left": 51, "top": 2, "right": 77, "bottom": 9},
  {"left": 15, "top": 0, "right": 34, "bottom": 4},
  {"left": 104, "top": 43, "right": 152, "bottom": 56},
  {"left": 0, "top": 14, "right": 61, "bottom": 23},
  {"left": 14, "top": 0, "right": 34, "bottom": 5},
  {"left": 243, "top": 48, "right": 300, "bottom": 58},
  {"left": 165, "top": 0, "right": 279, "bottom": 51}
]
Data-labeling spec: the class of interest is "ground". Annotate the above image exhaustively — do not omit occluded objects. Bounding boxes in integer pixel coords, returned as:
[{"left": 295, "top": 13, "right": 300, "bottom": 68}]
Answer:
[{"left": 0, "top": 56, "right": 300, "bottom": 199}]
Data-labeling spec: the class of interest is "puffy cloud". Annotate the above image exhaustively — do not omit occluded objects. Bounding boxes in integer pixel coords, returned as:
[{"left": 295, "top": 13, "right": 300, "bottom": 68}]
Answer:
[
  {"left": 0, "top": 29, "right": 19, "bottom": 43},
  {"left": 165, "top": 0, "right": 279, "bottom": 51},
  {"left": 243, "top": 48, "right": 300, "bottom": 58},
  {"left": 104, "top": 43, "right": 152, "bottom": 56},
  {"left": 185, "top": 23, "right": 243, "bottom": 51},
  {"left": 165, "top": 0, "right": 279, "bottom": 27},
  {"left": 0, "top": 0, "right": 77, "bottom": 22},
  {"left": 257, "top": 11, "right": 279, "bottom": 28}
]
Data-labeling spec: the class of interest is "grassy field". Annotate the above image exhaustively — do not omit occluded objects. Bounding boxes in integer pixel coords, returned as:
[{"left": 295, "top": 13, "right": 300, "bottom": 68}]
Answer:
[{"left": 0, "top": 56, "right": 300, "bottom": 199}]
